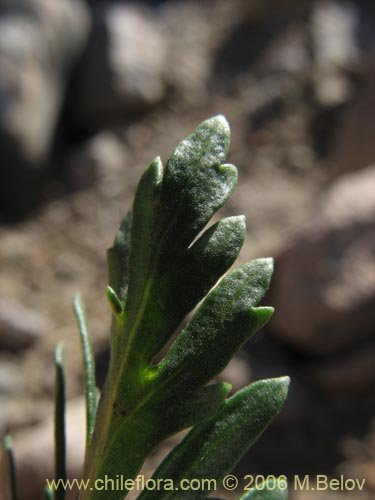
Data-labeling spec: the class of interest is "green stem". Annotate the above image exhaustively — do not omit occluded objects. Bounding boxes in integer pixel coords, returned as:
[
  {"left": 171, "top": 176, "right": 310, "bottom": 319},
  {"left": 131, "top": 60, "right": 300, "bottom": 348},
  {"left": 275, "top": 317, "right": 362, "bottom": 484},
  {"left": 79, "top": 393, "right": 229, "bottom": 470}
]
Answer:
[
  {"left": 54, "top": 343, "right": 66, "bottom": 500},
  {"left": 44, "top": 485, "right": 54, "bottom": 500},
  {"left": 3, "top": 435, "right": 18, "bottom": 500},
  {"left": 73, "top": 294, "right": 97, "bottom": 448}
]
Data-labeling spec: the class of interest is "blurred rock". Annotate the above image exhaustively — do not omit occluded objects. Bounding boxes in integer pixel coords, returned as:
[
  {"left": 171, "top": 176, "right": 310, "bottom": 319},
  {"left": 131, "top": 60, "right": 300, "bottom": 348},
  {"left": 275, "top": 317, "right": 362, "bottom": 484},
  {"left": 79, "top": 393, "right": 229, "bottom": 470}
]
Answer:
[
  {"left": 67, "top": 132, "right": 127, "bottom": 196},
  {"left": 313, "top": 343, "right": 375, "bottom": 393},
  {"left": 0, "top": 299, "right": 48, "bottom": 351},
  {"left": 75, "top": 4, "right": 167, "bottom": 125},
  {"left": 312, "top": 0, "right": 361, "bottom": 106},
  {"left": 0, "top": 397, "right": 85, "bottom": 500},
  {"left": 310, "top": 0, "right": 375, "bottom": 167},
  {"left": 340, "top": 420, "right": 375, "bottom": 493},
  {"left": 160, "top": 1, "right": 214, "bottom": 104},
  {"left": 329, "top": 63, "right": 375, "bottom": 175},
  {"left": 0, "top": 396, "right": 49, "bottom": 438},
  {"left": 0, "top": 358, "right": 23, "bottom": 394},
  {"left": 0, "top": 0, "right": 90, "bottom": 211},
  {"left": 293, "top": 420, "right": 375, "bottom": 499},
  {"left": 261, "top": 26, "right": 310, "bottom": 75},
  {"left": 269, "top": 166, "right": 375, "bottom": 353},
  {"left": 246, "top": 76, "right": 288, "bottom": 132}
]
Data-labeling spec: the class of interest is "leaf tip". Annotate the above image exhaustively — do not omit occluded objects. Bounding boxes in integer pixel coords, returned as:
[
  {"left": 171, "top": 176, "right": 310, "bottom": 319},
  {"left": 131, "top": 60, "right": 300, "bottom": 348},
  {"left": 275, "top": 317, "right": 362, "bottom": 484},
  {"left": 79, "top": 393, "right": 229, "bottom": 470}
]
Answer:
[
  {"left": 225, "top": 214, "right": 247, "bottom": 238},
  {"left": 271, "top": 375, "right": 290, "bottom": 404},
  {"left": 250, "top": 306, "right": 275, "bottom": 331},
  {"left": 234, "top": 213, "right": 246, "bottom": 224},
  {"left": 55, "top": 342, "right": 64, "bottom": 365},
  {"left": 279, "top": 375, "right": 291, "bottom": 390},
  {"left": 206, "top": 114, "right": 230, "bottom": 135},
  {"left": 261, "top": 256, "right": 274, "bottom": 273},
  {"left": 151, "top": 155, "right": 163, "bottom": 175},
  {"left": 221, "top": 381, "right": 233, "bottom": 395},
  {"left": 218, "top": 213, "right": 246, "bottom": 232},
  {"left": 3, "top": 434, "right": 13, "bottom": 451},
  {"left": 106, "top": 285, "right": 124, "bottom": 316},
  {"left": 198, "top": 115, "right": 231, "bottom": 154},
  {"left": 219, "top": 163, "right": 238, "bottom": 182},
  {"left": 73, "top": 292, "right": 82, "bottom": 308}
]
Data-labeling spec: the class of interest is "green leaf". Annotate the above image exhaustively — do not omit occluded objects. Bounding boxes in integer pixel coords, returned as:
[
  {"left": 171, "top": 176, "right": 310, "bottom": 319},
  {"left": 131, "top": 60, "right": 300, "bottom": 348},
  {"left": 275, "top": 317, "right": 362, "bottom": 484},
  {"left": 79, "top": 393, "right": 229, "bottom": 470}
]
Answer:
[
  {"left": 163, "top": 215, "right": 246, "bottom": 336},
  {"left": 135, "top": 214, "right": 247, "bottom": 364},
  {"left": 162, "top": 115, "right": 230, "bottom": 197},
  {"left": 162, "top": 162, "right": 238, "bottom": 247},
  {"left": 81, "top": 384, "right": 230, "bottom": 500},
  {"left": 106, "top": 211, "right": 132, "bottom": 370},
  {"left": 125, "top": 157, "right": 163, "bottom": 325},
  {"left": 44, "top": 486, "right": 54, "bottom": 500},
  {"left": 121, "top": 116, "right": 237, "bottom": 369},
  {"left": 78, "top": 116, "right": 287, "bottom": 500},
  {"left": 3, "top": 435, "right": 18, "bottom": 500},
  {"left": 147, "top": 383, "right": 232, "bottom": 441},
  {"left": 152, "top": 259, "right": 274, "bottom": 391},
  {"left": 73, "top": 295, "right": 97, "bottom": 448},
  {"left": 95, "top": 117, "right": 242, "bottom": 406},
  {"left": 239, "top": 478, "right": 289, "bottom": 499},
  {"left": 54, "top": 343, "right": 66, "bottom": 500},
  {"left": 107, "top": 210, "right": 132, "bottom": 303},
  {"left": 161, "top": 115, "right": 232, "bottom": 245},
  {"left": 138, "top": 377, "right": 290, "bottom": 500},
  {"left": 106, "top": 286, "right": 124, "bottom": 316}
]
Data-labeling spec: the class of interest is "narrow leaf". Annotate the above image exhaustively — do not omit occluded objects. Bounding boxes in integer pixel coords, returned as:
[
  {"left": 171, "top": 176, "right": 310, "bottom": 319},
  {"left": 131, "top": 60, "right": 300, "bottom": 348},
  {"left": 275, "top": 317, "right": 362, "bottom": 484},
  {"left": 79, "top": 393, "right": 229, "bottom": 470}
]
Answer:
[
  {"left": 138, "top": 377, "right": 290, "bottom": 500},
  {"left": 73, "top": 294, "right": 97, "bottom": 447},
  {"left": 3, "top": 435, "right": 18, "bottom": 500},
  {"left": 152, "top": 259, "right": 274, "bottom": 390},
  {"left": 162, "top": 115, "right": 230, "bottom": 196},
  {"left": 137, "top": 215, "right": 247, "bottom": 363},
  {"left": 44, "top": 486, "right": 54, "bottom": 500},
  {"left": 125, "top": 156, "right": 163, "bottom": 321},
  {"left": 120, "top": 117, "right": 237, "bottom": 371},
  {"left": 107, "top": 210, "right": 132, "bottom": 302},
  {"left": 106, "top": 211, "right": 132, "bottom": 369},
  {"left": 239, "top": 478, "right": 289, "bottom": 499},
  {"left": 106, "top": 286, "right": 124, "bottom": 316},
  {"left": 147, "top": 383, "right": 232, "bottom": 441},
  {"left": 54, "top": 343, "right": 66, "bottom": 500},
  {"left": 161, "top": 115, "right": 233, "bottom": 244},
  {"left": 167, "top": 162, "right": 238, "bottom": 246}
]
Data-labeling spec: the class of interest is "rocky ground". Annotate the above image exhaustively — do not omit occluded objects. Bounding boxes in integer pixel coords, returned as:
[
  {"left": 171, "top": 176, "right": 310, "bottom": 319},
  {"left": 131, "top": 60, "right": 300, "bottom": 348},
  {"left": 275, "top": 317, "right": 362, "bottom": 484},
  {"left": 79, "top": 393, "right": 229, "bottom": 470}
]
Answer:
[{"left": 0, "top": 0, "right": 374, "bottom": 499}]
